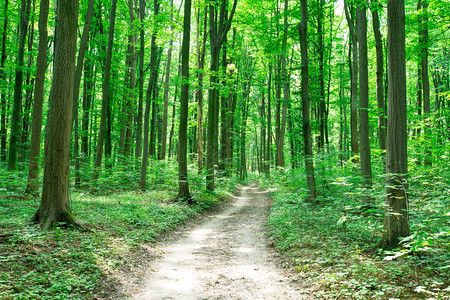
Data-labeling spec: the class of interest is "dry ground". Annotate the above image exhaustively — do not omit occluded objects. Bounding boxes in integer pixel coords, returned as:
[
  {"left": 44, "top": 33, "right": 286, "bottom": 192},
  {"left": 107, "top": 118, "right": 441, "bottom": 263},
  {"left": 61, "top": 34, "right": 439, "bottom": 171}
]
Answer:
[{"left": 128, "top": 183, "right": 314, "bottom": 300}]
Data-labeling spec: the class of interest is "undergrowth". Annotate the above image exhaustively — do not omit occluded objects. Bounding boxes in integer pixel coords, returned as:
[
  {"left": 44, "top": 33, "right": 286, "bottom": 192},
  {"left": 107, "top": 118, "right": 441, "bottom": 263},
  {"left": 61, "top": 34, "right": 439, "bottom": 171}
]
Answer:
[
  {"left": 0, "top": 159, "right": 236, "bottom": 299},
  {"left": 261, "top": 152, "right": 449, "bottom": 299}
]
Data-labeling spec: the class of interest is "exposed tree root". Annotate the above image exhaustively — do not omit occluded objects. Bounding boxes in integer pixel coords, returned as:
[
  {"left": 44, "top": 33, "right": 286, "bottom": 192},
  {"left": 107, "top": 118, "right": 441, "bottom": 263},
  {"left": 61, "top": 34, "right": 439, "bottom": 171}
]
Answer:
[{"left": 30, "top": 209, "right": 91, "bottom": 231}]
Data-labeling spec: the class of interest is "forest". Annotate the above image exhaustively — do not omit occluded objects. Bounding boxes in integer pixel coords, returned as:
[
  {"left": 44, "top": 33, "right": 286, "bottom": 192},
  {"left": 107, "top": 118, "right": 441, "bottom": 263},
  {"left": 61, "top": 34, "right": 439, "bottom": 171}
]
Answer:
[{"left": 0, "top": 0, "right": 449, "bottom": 298}]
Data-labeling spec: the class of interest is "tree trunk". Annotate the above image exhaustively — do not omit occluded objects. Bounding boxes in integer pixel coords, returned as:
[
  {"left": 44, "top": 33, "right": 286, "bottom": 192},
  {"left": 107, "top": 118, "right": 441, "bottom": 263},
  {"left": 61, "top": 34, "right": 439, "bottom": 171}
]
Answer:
[
  {"left": 20, "top": 5, "right": 35, "bottom": 163},
  {"left": 160, "top": 0, "right": 175, "bottom": 161},
  {"left": 418, "top": 0, "right": 432, "bottom": 166},
  {"left": 196, "top": 6, "right": 207, "bottom": 174},
  {"left": 8, "top": 0, "right": 31, "bottom": 171},
  {"left": 119, "top": 0, "right": 137, "bottom": 159},
  {"left": 357, "top": 3, "right": 373, "bottom": 188},
  {"left": 72, "top": 0, "right": 94, "bottom": 186},
  {"left": 177, "top": 0, "right": 193, "bottom": 203},
  {"left": 140, "top": 0, "right": 161, "bottom": 189},
  {"left": 0, "top": 0, "right": 8, "bottom": 161},
  {"left": 266, "top": 65, "right": 272, "bottom": 175},
  {"left": 206, "top": 0, "right": 237, "bottom": 191},
  {"left": 25, "top": 0, "right": 49, "bottom": 194},
  {"left": 298, "top": 0, "right": 317, "bottom": 202},
  {"left": 344, "top": 1, "right": 359, "bottom": 158},
  {"left": 92, "top": 0, "right": 117, "bottom": 181},
  {"left": 135, "top": 0, "right": 145, "bottom": 162},
  {"left": 317, "top": 0, "right": 326, "bottom": 151},
  {"left": 31, "top": 0, "right": 84, "bottom": 230},
  {"left": 382, "top": 0, "right": 410, "bottom": 248},
  {"left": 277, "top": 0, "right": 289, "bottom": 168},
  {"left": 370, "top": 0, "right": 386, "bottom": 151}
]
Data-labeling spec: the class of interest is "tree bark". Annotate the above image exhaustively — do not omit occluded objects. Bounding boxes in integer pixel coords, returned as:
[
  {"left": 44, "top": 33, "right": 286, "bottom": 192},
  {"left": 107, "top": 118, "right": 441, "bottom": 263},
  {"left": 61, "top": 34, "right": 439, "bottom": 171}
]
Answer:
[
  {"left": 344, "top": 1, "right": 359, "bottom": 158},
  {"left": 135, "top": 0, "right": 145, "bottom": 162},
  {"left": 8, "top": 0, "right": 31, "bottom": 171},
  {"left": 0, "top": 0, "right": 8, "bottom": 161},
  {"left": 382, "top": 0, "right": 410, "bottom": 248},
  {"left": 119, "top": 0, "right": 137, "bottom": 159},
  {"left": 418, "top": 0, "right": 432, "bottom": 166},
  {"left": 92, "top": 0, "right": 117, "bottom": 181},
  {"left": 206, "top": 0, "right": 237, "bottom": 191},
  {"left": 357, "top": 2, "right": 373, "bottom": 188},
  {"left": 177, "top": 0, "right": 193, "bottom": 203},
  {"left": 140, "top": 0, "right": 161, "bottom": 189},
  {"left": 31, "top": 0, "right": 84, "bottom": 230},
  {"left": 72, "top": 0, "right": 94, "bottom": 186},
  {"left": 160, "top": 0, "right": 175, "bottom": 161},
  {"left": 196, "top": 6, "right": 207, "bottom": 174},
  {"left": 276, "top": 0, "right": 289, "bottom": 167},
  {"left": 25, "top": 0, "right": 49, "bottom": 194},
  {"left": 298, "top": 0, "right": 317, "bottom": 202},
  {"left": 370, "top": 0, "right": 387, "bottom": 151}
]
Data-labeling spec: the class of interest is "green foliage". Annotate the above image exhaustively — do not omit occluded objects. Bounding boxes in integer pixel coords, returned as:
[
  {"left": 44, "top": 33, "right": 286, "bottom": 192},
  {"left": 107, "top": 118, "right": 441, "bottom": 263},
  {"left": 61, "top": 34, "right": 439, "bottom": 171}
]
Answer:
[
  {"left": 0, "top": 160, "right": 235, "bottom": 299},
  {"left": 262, "top": 154, "right": 449, "bottom": 299}
]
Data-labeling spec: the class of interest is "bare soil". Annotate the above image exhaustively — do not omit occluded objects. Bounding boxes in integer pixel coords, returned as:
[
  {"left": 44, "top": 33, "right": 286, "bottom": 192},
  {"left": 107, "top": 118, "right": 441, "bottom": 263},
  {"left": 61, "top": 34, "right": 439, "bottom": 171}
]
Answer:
[{"left": 128, "top": 183, "right": 314, "bottom": 300}]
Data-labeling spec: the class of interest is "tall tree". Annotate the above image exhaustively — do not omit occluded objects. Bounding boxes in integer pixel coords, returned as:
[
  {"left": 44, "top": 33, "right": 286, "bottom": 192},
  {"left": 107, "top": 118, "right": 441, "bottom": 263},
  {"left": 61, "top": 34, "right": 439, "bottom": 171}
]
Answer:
[
  {"left": 276, "top": 0, "right": 289, "bottom": 167},
  {"left": 382, "top": 0, "right": 410, "bottom": 248},
  {"left": 0, "top": 0, "right": 8, "bottom": 161},
  {"left": 7, "top": 0, "right": 31, "bottom": 171},
  {"left": 196, "top": 6, "right": 208, "bottom": 174},
  {"left": 25, "top": 0, "right": 50, "bottom": 193},
  {"left": 177, "top": 0, "right": 193, "bottom": 203},
  {"left": 119, "top": 0, "right": 138, "bottom": 159},
  {"left": 31, "top": 0, "right": 83, "bottom": 229},
  {"left": 418, "top": 0, "right": 431, "bottom": 165},
  {"left": 140, "top": 0, "right": 161, "bottom": 189},
  {"left": 298, "top": 0, "right": 317, "bottom": 201},
  {"left": 344, "top": 1, "right": 359, "bottom": 158},
  {"left": 357, "top": 1, "right": 373, "bottom": 188},
  {"left": 92, "top": 0, "right": 117, "bottom": 181},
  {"left": 370, "top": 0, "right": 387, "bottom": 151},
  {"left": 135, "top": 0, "right": 146, "bottom": 162},
  {"left": 72, "top": 0, "right": 95, "bottom": 186},
  {"left": 160, "top": 0, "right": 175, "bottom": 160},
  {"left": 206, "top": 0, "right": 237, "bottom": 191}
]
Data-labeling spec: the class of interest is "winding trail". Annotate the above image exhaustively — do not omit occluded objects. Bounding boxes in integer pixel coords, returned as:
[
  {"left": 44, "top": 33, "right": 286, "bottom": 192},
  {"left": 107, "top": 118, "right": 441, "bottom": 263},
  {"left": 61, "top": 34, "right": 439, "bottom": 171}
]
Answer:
[{"left": 131, "top": 183, "right": 312, "bottom": 300}]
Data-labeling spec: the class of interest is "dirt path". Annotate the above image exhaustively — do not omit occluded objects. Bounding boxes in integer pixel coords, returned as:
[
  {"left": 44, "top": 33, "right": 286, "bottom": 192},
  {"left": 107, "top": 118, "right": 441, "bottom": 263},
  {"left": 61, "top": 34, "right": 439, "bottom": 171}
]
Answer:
[{"left": 131, "top": 183, "right": 313, "bottom": 300}]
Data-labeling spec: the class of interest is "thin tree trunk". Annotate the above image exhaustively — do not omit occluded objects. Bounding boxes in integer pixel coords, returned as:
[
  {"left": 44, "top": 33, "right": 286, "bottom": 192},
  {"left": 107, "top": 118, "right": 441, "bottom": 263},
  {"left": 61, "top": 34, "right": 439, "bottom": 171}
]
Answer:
[
  {"left": 371, "top": 0, "right": 386, "bottom": 151},
  {"left": 8, "top": 0, "right": 31, "bottom": 171},
  {"left": 298, "top": 0, "right": 317, "bottom": 201},
  {"left": 92, "top": 0, "right": 117, "bottom": 181},
  {"left": 135, "top": 0, "right": 145, "bottom": 162},
  {"left": 357, "top": 3, "right": 373, "bottom": 188},
  {"left": 21, "top": 3, "right": 35, "bottom": 163},
  {"left": 206, "top": 0, "right": 237, "bottom": 191},
  {"left": 72, "top": 0, "right": 94, "bottom": 186},
  {"left": 277, "top": 0, "right": 289, "bottom": 167},
  {"left": 160, "top": 0, "right": 174, "bottom": 160},
  {"left": 419, "top": 0, "right": 432, "bottom": 166},
  {"left": 25, "top": 0, "right": 49, "bottom": 194},
  {"left": 344, "top": 1, "right": 359, "bottom": 158},
  {"left": 140, "top": 0, "right": 161, "bottom": 189},
  {"left": 196, "top": 6, "right": 207, "bottom": 174},
  {"left": 0, "top": 0, "right": 8, "bottom": 161},
  {"left": 266, "top": 65, "right": 272, "bottom": 175},
  {"left": 317, "top": 0, "right": 326, "bottom": 151},
  {"left": 177, "top": 0, "right": 193, "bottom": 202}
]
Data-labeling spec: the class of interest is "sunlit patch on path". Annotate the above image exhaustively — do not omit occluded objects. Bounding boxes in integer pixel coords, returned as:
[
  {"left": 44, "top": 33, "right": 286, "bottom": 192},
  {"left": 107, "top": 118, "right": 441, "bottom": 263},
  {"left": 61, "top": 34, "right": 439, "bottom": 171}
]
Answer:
[{"left": 132, "top": 183, "right": 313, "bottom": 300}]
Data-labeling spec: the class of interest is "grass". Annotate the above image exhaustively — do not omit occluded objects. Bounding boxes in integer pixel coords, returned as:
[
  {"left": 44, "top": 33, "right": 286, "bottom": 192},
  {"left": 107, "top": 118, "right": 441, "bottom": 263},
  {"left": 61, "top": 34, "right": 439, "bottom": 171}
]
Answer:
[
  {"left": 261, "top": 152, "right": 449, "bottom": 299},
  {"left": 0, "top": 161, "right": 236, "bottom": 299}
]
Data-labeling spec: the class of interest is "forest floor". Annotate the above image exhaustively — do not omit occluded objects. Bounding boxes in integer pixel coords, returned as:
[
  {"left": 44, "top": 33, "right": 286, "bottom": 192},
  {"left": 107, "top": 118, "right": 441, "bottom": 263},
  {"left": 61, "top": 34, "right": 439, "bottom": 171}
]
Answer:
[{"left": 125, "top": 182, "right": 314, "bottom": 299}]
